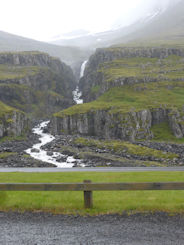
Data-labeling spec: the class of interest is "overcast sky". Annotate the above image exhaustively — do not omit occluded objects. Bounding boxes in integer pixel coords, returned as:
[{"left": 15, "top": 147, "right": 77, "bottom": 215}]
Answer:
[{"left": 0, "top": 0, "right": 178, "bottom": 41}]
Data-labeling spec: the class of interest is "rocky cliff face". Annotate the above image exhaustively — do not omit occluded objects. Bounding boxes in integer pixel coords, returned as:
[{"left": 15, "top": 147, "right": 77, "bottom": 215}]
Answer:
[
  {"left": 0, "top": 102, "right": 28, "bottom": 139},
  {"left": 51, "top": 107, "right": 184, "bottom": 141},
  {"left": 0, "top": 51, "right": 76, "bottom": 118}
]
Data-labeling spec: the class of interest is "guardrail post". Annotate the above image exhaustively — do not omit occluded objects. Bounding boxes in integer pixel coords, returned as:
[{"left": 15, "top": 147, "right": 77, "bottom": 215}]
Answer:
[{"left": 84, "top": 180, "right": 93, "bottom": 209}]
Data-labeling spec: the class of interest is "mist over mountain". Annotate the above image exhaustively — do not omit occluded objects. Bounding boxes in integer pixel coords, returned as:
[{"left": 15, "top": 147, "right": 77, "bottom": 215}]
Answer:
[
  {"left": 114, "top": 0, "right": 184, "bottom": 45},
  {"left": 51, "top": 0, "right": 183, "bottom": 49}
]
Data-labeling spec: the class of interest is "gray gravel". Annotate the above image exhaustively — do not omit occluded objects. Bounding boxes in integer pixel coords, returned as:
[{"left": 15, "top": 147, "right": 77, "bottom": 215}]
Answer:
[{"left": 0, "top": 212, "right": 184, "bottom": 245}]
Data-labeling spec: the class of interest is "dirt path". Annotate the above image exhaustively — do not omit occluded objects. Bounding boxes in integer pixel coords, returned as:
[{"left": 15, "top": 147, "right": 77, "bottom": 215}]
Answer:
[{"left": 0, "top": 212, "right": 183, "bottom": 245}]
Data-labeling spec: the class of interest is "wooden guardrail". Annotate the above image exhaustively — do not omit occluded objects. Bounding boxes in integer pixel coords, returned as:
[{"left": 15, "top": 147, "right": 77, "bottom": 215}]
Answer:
[{"left": 0, "top": 180, "right": 184, "bottom": 208}]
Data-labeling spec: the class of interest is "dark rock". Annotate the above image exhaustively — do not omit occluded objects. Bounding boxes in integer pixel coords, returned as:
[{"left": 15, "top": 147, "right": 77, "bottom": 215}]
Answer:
[
  {"left": 47, "top": 151, "right": 53, "bottom": 156},
  {"left": 31, "top": 148, "right": 40, "bottom": 153}
]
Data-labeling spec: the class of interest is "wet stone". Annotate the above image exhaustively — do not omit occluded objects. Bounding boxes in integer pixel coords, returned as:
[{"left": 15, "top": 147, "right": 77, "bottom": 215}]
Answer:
[
  {"left": 31, "top": 148, "right": 40, "bottom": 153},
  {"left": 47, "top": 151, "right": 53, "bottom": 156}
]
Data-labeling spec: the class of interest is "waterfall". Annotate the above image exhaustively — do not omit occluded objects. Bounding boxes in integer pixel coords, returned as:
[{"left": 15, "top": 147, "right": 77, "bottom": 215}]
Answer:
[
  {"left": 73, "top": 60, "right": 88, "bottom": 104},
  {"left": 80, "top": 60, "right": 88, "bottom": 78}
]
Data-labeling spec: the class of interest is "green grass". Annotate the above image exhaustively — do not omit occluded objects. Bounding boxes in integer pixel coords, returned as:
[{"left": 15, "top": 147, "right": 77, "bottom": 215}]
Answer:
[
  {"left": 0, "top": 152, "right": 17, "bottom": 159},
  {"left": 97, "top": 55, "right": 184, "bottom": 82},
  {"left": 0, "top": 65, "right": 42, "bottom": 80},
  {"left": 0, "top": 135, "right": 27, "bottom": 143},
  {"left": 0, "top": 172, "right": 184, "bottom": 215}
]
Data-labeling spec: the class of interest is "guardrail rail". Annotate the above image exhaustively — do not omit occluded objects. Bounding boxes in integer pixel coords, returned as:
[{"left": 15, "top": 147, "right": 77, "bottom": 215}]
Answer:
[{"left": 0, "top": 180, "right": 184, "bottom": 208}]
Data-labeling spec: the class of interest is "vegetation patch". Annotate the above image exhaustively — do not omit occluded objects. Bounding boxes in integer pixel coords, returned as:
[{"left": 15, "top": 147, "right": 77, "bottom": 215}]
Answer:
[
  {"left": 0, "top": 101, "right": 17, "bottom": 119},
  {"left": 91, "top": 85, "right": 101, "bottom": 94},
  {"left": 151, "top": 122, "right": 184, "bottom": 143},
  {"left": 0, "top": 135, "right": 27, "bottom": 143},
  {"left": 0, "top": 152, "right": 17, "bottom": 159},
  {"left": 57, "top": 145, "right": 164, "bottom": 167},
  {"left": 74, "top": 137, "right": 178, "bottom": 160},
  {"left": 0, "top": 65, "right": 42, "bottom": 80},
  {"left": 97, "top": 55, "right": 184, "bottom": 82}
]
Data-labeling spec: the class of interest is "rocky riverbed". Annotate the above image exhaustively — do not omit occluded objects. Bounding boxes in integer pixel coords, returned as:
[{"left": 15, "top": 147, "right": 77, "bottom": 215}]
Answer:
[
  {"left": 42, "top": 134, "right": 184, "bottom": 167},
  {"left": 1, "top": 120, "right": 184, "bottom": 168}
]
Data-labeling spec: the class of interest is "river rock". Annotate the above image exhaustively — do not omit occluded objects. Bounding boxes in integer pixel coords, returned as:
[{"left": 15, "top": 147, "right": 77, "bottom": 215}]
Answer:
[
  {"left": 56, "top": 156, "right": 68, "bottom": 162},
  {"left": 31, "top": 148, "right": 40, "bottom": 153},
  {"left": 47, "top": 151, "right": 53, "bottom": 156}
]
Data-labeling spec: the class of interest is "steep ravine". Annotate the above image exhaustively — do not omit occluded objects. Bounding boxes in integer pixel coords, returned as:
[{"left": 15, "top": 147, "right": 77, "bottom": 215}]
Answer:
[{"left": 23, "top": 61, "right": 88, "bottom": 168}]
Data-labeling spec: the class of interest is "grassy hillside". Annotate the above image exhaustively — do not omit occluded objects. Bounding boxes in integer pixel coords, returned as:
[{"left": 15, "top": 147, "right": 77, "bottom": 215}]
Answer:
[{"left": 55, "top": 81, "right": 184, "bottom": 116}]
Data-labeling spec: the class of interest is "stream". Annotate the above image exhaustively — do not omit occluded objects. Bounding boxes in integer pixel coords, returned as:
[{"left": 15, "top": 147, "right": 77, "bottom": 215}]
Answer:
[{"left": 25, "top": 61, "right": 88, "bottom": 168}]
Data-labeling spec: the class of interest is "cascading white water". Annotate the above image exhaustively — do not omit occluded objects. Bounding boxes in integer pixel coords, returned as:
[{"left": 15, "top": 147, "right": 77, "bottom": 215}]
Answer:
[
  {"left": 25, "top": 121, "right": 83, "bottom": 168},
  {"left": 73, "top": 60, "right": 88, "bottom": 104},
  {"left": 80, "top": 60, "right": 88, "bottom": 78},
  {"left": 72, "top": 87, "right": 83, "bottom": 104}
]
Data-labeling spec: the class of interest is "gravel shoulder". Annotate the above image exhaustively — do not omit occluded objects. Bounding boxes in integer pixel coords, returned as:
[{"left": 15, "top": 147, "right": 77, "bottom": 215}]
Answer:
[{"left": 0, "top": 212, "right": 184, "bottom": 245}]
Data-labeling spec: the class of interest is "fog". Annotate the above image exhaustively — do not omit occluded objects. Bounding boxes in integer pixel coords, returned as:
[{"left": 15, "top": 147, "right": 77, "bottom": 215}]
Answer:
[
  {"left": 0, "top": 0, "right": 181, "bottom": 41},
  {"left": 113, "top": 0, "right": 181, "bottom": 29}
]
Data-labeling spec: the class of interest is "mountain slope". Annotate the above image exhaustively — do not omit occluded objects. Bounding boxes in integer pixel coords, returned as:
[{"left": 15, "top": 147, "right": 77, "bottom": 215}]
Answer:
[
  {"left": 113, "top": 0, "right": 184, "bottom": 46},
  {"left": 0, "top": 31, "right": 90, "bottom": 67}
]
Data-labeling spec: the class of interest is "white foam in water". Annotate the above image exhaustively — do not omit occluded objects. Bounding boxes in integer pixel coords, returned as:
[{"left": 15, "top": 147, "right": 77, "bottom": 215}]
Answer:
[
  {"left": 73, "top": 86, "right": 83, "bottom": 104},
  {"left": 72, "top": 60, "right": 88, "bottom": 105},
  {"left": 25, "top": 121, "right": 81, "bottom": 168}
]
